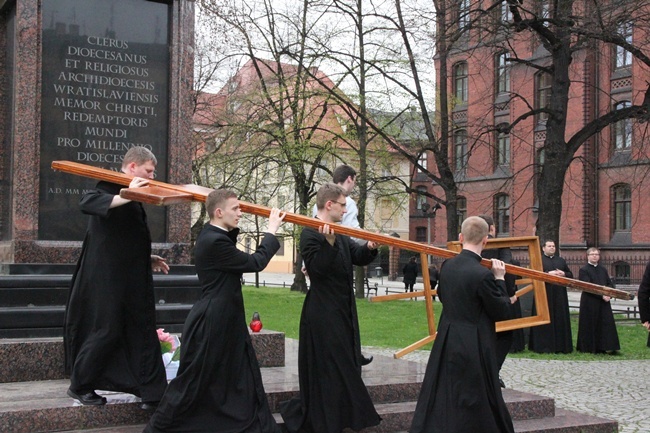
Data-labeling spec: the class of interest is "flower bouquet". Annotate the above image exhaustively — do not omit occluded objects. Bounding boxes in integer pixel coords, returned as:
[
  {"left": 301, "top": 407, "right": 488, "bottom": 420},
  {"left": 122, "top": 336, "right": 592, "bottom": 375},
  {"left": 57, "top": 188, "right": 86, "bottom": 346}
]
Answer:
[{"left": 157, "top": 328, "right": 181, "bottom": 379}]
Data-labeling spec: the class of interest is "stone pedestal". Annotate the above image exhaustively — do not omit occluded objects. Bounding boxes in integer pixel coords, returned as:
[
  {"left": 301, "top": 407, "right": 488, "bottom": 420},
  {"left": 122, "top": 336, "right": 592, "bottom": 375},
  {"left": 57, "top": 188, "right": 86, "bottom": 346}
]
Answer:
[
  {"left": 0, "top": 330, "right": 285, "bottom": 383},
  {"left": 0, "top": 0, "right": 195, "bottom": 266}
]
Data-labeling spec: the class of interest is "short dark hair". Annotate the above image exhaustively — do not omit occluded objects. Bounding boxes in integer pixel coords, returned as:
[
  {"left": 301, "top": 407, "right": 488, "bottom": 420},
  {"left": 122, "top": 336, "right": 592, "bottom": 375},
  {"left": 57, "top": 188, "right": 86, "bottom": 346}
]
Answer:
[
  {"left": 316, "top": 183, "right": 346, "bottom": 210},
  {"left": 122, "top": 146, "right": 157, "bottom": 168},
  {"left": 332, "top": 165, "right": 356, "bottom": 185},
  {"left": 206, "top": 189, "right": 237, "bottom": 219},
  {"left": 478, "top": 214, "right": 494, "bottom": 227}
]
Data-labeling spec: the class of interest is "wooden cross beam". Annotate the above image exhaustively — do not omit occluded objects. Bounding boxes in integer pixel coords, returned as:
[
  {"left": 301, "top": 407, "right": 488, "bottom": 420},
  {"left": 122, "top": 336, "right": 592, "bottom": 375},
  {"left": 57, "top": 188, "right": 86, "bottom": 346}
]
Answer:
[{"left": 51, "top": 160, "right": 634, "bottom": 302}]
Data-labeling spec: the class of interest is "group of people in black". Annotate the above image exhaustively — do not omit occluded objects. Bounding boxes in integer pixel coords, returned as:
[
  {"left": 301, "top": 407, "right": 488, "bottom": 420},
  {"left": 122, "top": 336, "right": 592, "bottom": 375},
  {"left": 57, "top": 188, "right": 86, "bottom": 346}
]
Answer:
[{"left": 63, "top": 147, "right": 649, "bottom": 433}]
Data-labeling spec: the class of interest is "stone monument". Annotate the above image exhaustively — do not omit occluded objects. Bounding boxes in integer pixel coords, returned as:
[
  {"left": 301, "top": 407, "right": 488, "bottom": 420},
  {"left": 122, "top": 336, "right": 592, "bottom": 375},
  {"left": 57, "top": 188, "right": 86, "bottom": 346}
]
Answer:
[{"left": 0, "top": 0, "right": 195, "bottom": 269}]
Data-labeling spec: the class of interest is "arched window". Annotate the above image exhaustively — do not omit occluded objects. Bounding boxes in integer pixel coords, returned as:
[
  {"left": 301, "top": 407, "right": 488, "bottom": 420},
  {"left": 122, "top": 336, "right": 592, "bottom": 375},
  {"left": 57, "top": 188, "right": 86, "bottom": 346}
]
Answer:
[
  {"left": 458, "top": 0, "right": 470, "bottom": 30},
  {"left": 457, "top": 196, "right": 467, "bottom": 234},
  {"left": 495, "top": 52, "right": 510, "bottom": 94},
  {"left": 495, "top": 124, "right": 510, "bottom": 167},
  {"left": 500, "top": 2, "right": 512, "bottom": 22},
  {"left": 614, "top": 22, "right": 633, "bottom": 70},
  {"left": 535, "top": 72, "right": 552, "bottom": 124},
  {"left": 613, "top": 184, "right": 632, "bottom": 231},
  {"left": 415, "top": 186, "right": 427, "bottom": 210},
  {"left": 613, "top": 101, "right": 632, "bottom": 151},
  {"left": 416, "top": 227, "right": 427, "bottom": 243},
  {"left": 494, "top": 194, "right": 510, "bottom": 236},
  {"left": 454, "top": 129, "right": 468, "bottom": 172},
  {"left": 453, "top": 62, "right": 468, "bottom": 103}
]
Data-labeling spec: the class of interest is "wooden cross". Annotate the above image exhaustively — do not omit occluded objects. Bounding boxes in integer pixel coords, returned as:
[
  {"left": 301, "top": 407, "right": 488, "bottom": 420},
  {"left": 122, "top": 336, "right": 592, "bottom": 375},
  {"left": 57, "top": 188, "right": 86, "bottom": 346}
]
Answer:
[{"left": 52, "top": 160, "right": 635, "bottom": 357}]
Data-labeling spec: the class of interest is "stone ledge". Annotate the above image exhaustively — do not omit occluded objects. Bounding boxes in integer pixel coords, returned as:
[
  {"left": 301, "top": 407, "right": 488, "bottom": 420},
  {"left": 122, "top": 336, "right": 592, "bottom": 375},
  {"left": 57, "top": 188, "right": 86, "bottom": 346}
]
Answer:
[{"left": 0, "top": 329, "right": 284, "bottom": 383}]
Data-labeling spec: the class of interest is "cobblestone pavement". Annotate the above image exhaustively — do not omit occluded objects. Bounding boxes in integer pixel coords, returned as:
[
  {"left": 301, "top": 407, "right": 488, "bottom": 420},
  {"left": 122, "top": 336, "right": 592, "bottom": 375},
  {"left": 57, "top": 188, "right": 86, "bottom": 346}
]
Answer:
[{"left": 365, "top": 347, "right": 650, "bottom": 433}]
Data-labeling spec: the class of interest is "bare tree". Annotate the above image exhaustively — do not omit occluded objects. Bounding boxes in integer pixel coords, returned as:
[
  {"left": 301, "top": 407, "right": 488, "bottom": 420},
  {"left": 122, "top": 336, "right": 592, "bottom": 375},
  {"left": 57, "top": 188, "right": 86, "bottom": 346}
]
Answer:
[
  {"left": 471, "top": 0, "right": 650, "bottom": 246},
  {"left": 199, "top": 0, "right": 351, "bottom": 292}
]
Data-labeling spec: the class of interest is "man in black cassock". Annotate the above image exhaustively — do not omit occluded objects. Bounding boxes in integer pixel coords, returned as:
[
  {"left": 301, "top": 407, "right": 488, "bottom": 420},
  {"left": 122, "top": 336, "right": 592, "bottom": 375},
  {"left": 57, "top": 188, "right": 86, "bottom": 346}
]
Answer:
[
  {"left": 528, "top": 240, "right": 574, "bottom": 354},
  {"left": 638, "top": 261, "right": 650, "bottom": 347},
  {"left": 280, "top": 183, "right": 381, "bottom": 433},
  {"left": 576, "top": 248, "right": 620, "bottom": 353},
  {"left": 64, "top": 147, "right": 169, "bottom": 407},
  {"left": 144, "top": 189, "right": 285, "bottom": 433},
  {"left": 410, "top": 216, "right": 514, "bottom": 433}
]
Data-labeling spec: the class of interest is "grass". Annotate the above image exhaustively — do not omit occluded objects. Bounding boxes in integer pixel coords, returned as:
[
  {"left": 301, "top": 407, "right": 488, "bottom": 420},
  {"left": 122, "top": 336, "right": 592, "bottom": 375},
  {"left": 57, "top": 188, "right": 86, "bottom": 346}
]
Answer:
[{"left": 243, "top": 286, "right": 650, "bottom": 360}]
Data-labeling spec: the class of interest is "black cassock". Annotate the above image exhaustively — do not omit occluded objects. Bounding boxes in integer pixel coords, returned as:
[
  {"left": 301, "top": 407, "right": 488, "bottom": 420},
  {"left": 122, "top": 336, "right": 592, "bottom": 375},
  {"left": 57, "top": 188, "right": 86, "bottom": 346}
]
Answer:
[
  {"left": 528, "top": 254, "right": 574, "bottom": 354},
  {"left": 638, "top": 262, "right": 650, "bottom": 347},
  {"left": 280, "top": 228, "right": 380, "bottom": 433},
  {"left": 410, "top": 249, "right": 514, "bottom": 433},
  {"left": 576, "top": 264, "right": 620, "bottom": 353},
  {"left": 145, "top": 225, "right": 281, "bottom": 433},
  {"left": 64, "top": 181, "right": 167, "bottom": 402}
]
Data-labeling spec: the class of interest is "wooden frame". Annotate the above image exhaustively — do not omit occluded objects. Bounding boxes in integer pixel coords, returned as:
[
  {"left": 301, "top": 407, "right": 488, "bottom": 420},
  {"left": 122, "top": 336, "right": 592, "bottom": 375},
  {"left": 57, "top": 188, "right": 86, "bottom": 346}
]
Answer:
[{"left": 371, "top": 237, "right": 550, "bottom": 357}]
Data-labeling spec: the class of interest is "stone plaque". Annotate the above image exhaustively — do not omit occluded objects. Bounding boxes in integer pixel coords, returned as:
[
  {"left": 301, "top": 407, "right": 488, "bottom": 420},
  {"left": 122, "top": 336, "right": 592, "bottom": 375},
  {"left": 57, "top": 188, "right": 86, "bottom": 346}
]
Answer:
[{"left": 40, "top": 0, "right": 170, "bottom": 241}]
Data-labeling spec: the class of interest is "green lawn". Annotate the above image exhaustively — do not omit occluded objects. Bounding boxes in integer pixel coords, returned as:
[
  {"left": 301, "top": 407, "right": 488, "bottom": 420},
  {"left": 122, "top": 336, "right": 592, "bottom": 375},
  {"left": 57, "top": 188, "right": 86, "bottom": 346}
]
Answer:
[{"left": 243, "top": 286, "right": 650, "bottom": 360}]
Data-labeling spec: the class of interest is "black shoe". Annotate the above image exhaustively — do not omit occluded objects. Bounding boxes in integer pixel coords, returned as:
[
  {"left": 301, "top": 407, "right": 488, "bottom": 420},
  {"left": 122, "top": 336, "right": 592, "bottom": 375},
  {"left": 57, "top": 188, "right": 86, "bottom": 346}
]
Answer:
[
  {"left": 140, "top": 401, "right": 159, "bottom": 412},
  {"left": 67, "top": 388, "right": 107, "bottom": 406},
  {"left": 499, "top": 378, "right": 506, "bottom": 388},
  {"left": 361, "top": 355, "right": 373, "bottom": 366}
]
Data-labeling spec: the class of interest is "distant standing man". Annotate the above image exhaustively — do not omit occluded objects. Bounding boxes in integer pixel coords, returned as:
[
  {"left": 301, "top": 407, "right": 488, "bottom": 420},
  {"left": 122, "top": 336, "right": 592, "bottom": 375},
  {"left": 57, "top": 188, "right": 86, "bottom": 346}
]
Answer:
[
  {"left": 410, "top": 216, "right": 514, "bottom": 433},
  {"left": 637, "top": 260, "right": 650, "bottom": 347},
  {"left": 145, "top": 190, "right": 286, "bottom": 432},
  {"left": 281, "top": 183, "right": 381, "bottom": 433},
  {"left": 576, "top": 248, "right": 620, "bottom": 354},
  {"left": 64, "top": 146, "right": 169, "bottom": 408},
  {"left": 403, "top": 256, "right": 419, "bottom": 292},
  {"left": 312, "top": 164, "right": 372, "bottom": 365},
  {"left": 528, "top": 240, "right": 574, "bottom": 354}
]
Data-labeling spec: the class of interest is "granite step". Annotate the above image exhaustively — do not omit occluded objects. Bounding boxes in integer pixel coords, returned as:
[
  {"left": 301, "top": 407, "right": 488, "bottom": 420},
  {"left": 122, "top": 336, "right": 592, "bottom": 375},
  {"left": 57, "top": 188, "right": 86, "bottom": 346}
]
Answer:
[
  {"left": 0, "top": 339, "right": 618, "bottom": 433},
  {"left": 17, "top": 404, "right": 619, "bottom": 433},
  {"left": 0, "top": 377, "right": 587, "bottom": 433}
]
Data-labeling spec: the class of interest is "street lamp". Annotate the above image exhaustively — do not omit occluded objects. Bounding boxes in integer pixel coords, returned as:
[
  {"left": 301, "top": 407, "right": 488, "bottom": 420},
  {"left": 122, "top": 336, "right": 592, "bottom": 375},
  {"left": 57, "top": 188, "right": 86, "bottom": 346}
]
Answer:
[{"left": 421, "top": 202, "right": 442, "bottom": 263}]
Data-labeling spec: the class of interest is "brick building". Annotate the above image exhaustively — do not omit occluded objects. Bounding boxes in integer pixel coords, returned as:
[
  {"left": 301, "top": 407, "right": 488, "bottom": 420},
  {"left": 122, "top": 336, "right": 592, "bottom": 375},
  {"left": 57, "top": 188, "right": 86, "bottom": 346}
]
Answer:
[{"left": 409, "top": 1, "right": 650, "bottom": 285}]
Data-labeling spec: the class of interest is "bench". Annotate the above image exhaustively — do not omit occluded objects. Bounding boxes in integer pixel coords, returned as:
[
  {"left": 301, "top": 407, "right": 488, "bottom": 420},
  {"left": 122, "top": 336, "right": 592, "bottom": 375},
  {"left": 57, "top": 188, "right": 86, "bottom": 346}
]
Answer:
[
  {"left": 384, "top": 286, "right": 406, "bottom": 295},
  {"left": 364, "top": 278, "right": 378, "bottom": 297}
]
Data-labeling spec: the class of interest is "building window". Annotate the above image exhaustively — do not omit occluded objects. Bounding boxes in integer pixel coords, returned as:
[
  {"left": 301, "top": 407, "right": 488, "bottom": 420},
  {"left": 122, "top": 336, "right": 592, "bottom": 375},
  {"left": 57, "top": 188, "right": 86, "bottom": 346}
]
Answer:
[
  {"left": 457, "top": 196, "right": 467, "bottom": 234},
  {"left": 458, "top": 0, "right": 470, "bottom": 30},
  {"left": 500, "top": 2, "right": 512, "bottom": 22},
  {"left": 613, "top": 184, "right": 631, "bottom": 231},
  {"left": 495, "top": 52, "right": 510, "bottom": 94},
  {"left": 494, "top": 193, "right": 510, "bottom": 236},
  {"left": 538, "top": 0, "right": 550, "bottom": 25},
  {"left": 613, "top": 261, "right": 631, "bottom": 285},
  {"left": 496, "top": 124, "right": 510, "bottom": 167},
  {"left": 417, "top": 151, "right": 427, "bottom": 172},
  {"left": 535, "top": 72, "right": 552, "bottom": 124},
  {"left": 453, "top": 62, "right": 468, "bottom": 103},
  {"left": 613, "top": 101, "right": 632, "bottom": 151},
  {"left": 416, "top": 186, "right": 427, "bottom": 210},
  {"left": 454, "top": 129, "right": 468, "bottom": 172},
  {"left": 416, "top": 226, "right": 427, "bottom": 243},
  {"left": 614, "top": 21, "right": 633, "bottom": 70}
]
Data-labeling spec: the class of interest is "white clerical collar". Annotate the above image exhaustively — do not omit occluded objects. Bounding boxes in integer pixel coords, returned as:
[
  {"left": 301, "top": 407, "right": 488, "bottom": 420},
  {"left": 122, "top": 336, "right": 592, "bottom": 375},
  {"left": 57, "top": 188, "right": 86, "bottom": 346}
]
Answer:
[{"left": 210, "top": 223, "right": 230, "bottom": 232}]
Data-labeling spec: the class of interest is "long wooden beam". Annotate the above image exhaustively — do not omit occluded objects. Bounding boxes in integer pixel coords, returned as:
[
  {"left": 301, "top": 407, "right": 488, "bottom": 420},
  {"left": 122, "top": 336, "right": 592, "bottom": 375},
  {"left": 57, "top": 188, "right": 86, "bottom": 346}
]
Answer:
[{"left": 51, "top": 160, "right": 635, "bottom": 301}]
